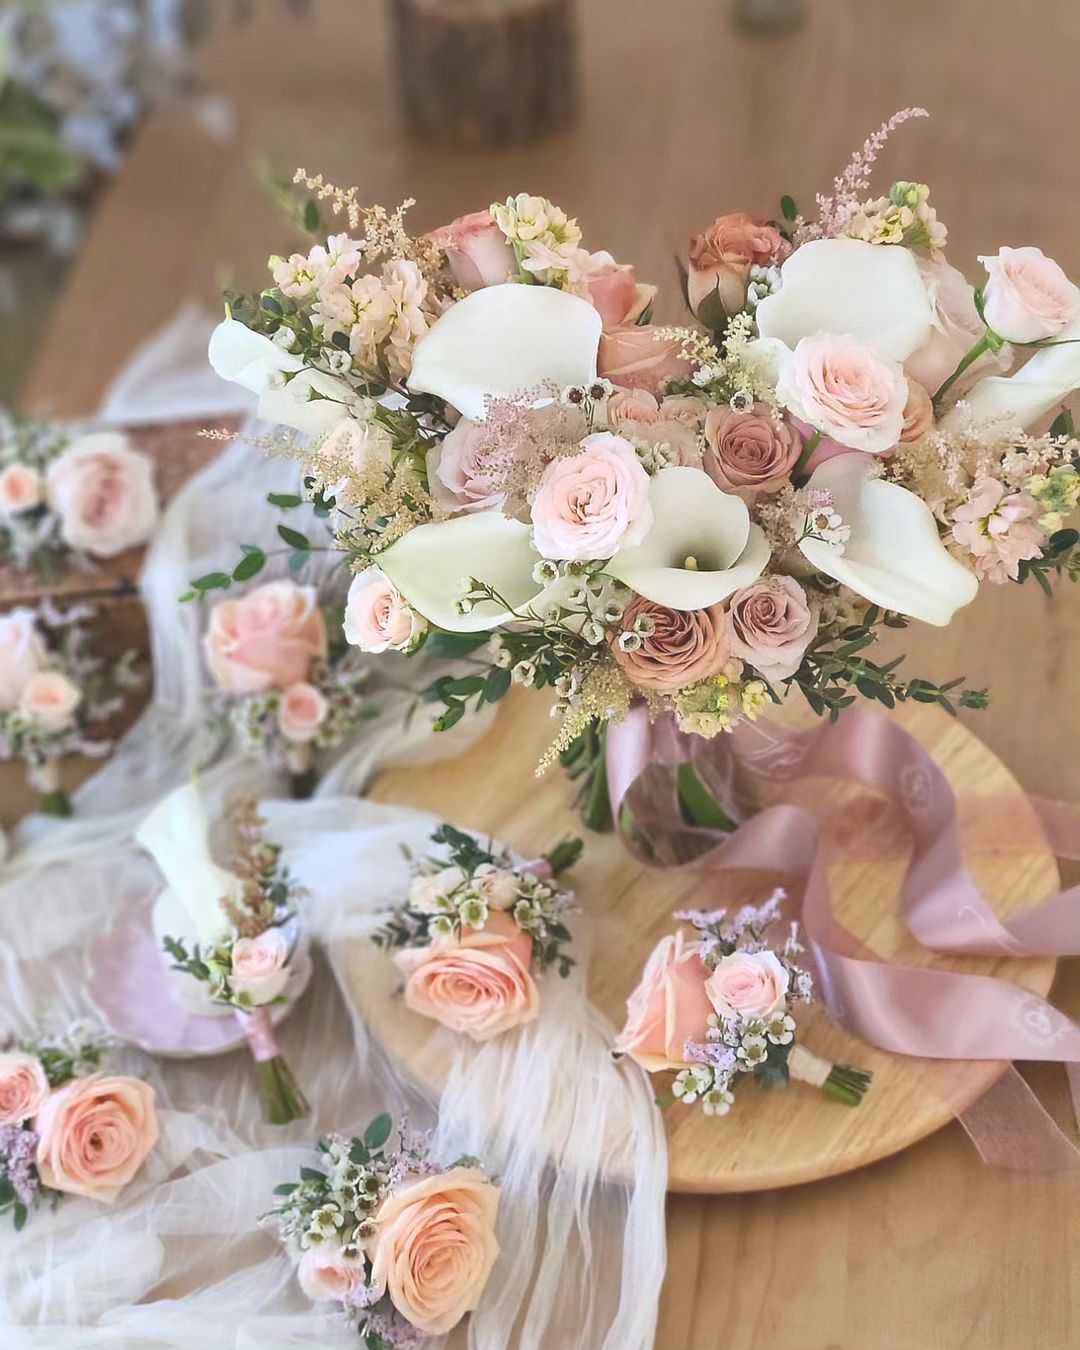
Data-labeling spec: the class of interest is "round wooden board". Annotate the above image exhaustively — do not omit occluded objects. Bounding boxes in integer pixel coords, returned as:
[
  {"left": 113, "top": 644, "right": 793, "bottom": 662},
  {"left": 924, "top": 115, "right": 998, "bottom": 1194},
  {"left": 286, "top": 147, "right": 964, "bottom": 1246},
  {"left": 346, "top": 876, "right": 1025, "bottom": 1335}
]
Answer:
[{"left": 352, "top": 689, "right": 1059, "bottom": 1193}]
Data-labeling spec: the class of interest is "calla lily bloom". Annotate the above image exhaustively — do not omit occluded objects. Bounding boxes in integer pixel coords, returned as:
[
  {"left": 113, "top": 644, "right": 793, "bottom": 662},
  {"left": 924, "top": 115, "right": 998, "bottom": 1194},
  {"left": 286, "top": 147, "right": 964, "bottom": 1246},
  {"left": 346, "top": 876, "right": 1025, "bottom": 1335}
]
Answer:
[
  {"left": 798, "top": 453, "right": 978, "bottom": 627},
  {"left": 941, "top": 319, "right": 1080, "bottom": 431},
  {"left": 606, "top": 467, "right": 770, "bottom": 609},
  {"left": 407, "top": 283, "right": 602, "bottom": 421}
]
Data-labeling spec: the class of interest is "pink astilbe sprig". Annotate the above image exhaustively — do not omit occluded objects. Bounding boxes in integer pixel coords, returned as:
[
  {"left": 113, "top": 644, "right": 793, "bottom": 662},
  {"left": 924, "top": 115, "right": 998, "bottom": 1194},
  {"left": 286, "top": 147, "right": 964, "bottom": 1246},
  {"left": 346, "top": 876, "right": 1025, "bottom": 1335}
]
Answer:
[{"left": 804, "top": 108, "right": 930, "bottom": 241}]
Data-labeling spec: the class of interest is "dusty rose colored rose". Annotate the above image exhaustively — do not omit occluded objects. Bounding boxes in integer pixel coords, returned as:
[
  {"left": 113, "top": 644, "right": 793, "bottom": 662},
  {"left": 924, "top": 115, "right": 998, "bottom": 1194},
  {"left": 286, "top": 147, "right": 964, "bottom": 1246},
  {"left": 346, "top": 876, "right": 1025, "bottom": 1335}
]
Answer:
[
  {"left": 659, "top": 394, "right": 709, "bottom": 425},
  {"left": 19, "top": 670, "right": 81, "bottom": 733},
  {"left": 46, "top": 433, "right": 158, "bottom": 558},
  {"left": 297, "top": 1245, "right": 372, "bottom": 1303},
  {"left": 597, "top": 325, "right": 693, "bottom": 395},
  {"left": 34, "top": 1073, "right": 158, "bottom": 1203},
  {"left": 906, "top": 257, "right": 1013, "bottom": 396},
  {"left": 613, "top": 931, "right": 714, "bottom": 1072},
  {"left": 344, "top": 568, "right": 423, "bottom": 653},
  {"left": 899, "top": 379, "right": 934, "bottom": 443},
  {"left": 429, "top": 418, "right": 505, "bottom": 513},
  {"left": 605, "top": 388, "right": 661, "bottom": 428},
  {"left": 702, "top": 401, "right": 804, "bottom": 499},
  {"left": 204, "top": 581, "right": 327, "bottom": 693},
  {"left": 980, "top": 246, "right": 1080, "bottom": 344},
  {"left": 0, "top": 1052, "right": 49, "bottom": 1125},
  {"left": 579, "top": 250, "right": 654, "bottom": 328},
  {"left": 371, "top": 1167, "right": 500, "bottom": 1336},
  {"left": 231, "top": 928, "right": 291, "bottom": 1005},
  {"left": 530, "top": 432, "right": 652, "bottom": 561},
  {"left": 394, "top": 912, "right": 539, "bottom": 1042},
  {"left": 612, "top": 596, "right": 732, "bottom": 694},
  {"left": 705, "top": 950, "right": 788, "bottom": 1020},
  {"left": 277, "top": 680, "right": 329, "bottom": 744},
  {"left": 0, "top": 608, "right": 47, "bottom": 710},
  {"left": 629, "top": 419, "right": 703, "bottom": 467},
  {"left": 780, "top": 335, "right": 908, "bottom": 454},
  {"left": 0, "top": 463, "right": 43, "bottom": 516},
  {"left": 726, "top": 576, "right": 817, "bottom": 683},
  {"left": 687, "top": 213, "right": 784, "bottom": 322},
  {"left": 431, "top": 209, "right": 515, "bottom": 291}
]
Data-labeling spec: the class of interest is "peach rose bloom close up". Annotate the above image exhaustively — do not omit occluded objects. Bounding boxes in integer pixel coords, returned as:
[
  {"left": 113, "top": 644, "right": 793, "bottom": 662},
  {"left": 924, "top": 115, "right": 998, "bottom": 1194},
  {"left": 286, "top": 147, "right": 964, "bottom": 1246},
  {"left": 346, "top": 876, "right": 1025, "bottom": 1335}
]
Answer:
[
  {"left": 297, "top": 1245, "right": 372, "bottom": 1303},
  {"left": 530, "top": 432, "right": 652, "bottom": 561},
  {"left": 231, "top": 928, "right": 291, "bottom": 1005},
  {"left": 46, "top": 433, "right": 158, "bottom": 558},
  {"left": 429, "top": 418, "right": 506, "bottom": 514},
  {"left": 579, "top": 250, "right": 654, "bottom": 328},
  {"left": 702, "top": 401, "right": 804, "bottom": 499},
  {"left": 0, "top": 1052, "right": 50, "bottom": 1125},
  {"left": 705, "top": 950, "right": 789, "bottom": 1020},
  {"left": 726, "top": 575, "right": 818, "bottom": 684},
  {"left": 687, "top": 213, "right": 784, "bottom": 322},
  {"left": 204, "top": 581, "right": 327, "bottom": 693},
  {"left": 780, "top": 334, "right": 909, "bottom": 454},
  {"left": 344, "top": 568, "right": 422, "bottom": 652},
  {"left": 0, "top": 463, "right": 44, "bottom": 516},
  {"left": 18, "top": 670, "right": 81, "bottom": 733},
  {"left": 278, "top": 679, "right": 329, "bottom": 744},
  {"left": 597, "top": 325, "right": 693, "bottom": 395},
  {"left": 979, "top": 245, "right": 1080, "bottom": 344},
  {"left": 899, "top": 379, "right": 935, "bottom": 442},
  {"left": 613, "top": 931, "right": 714, "bottom": 1072},
  {"left": 0, "top": 608, "right": 47, "bottom": 709},
  {"left": 430, "top": 209, "right": 515, "bottom": 292},
  {"left": 613, "top": 596, "right": 732, "bottom": 694},
  {"left": 370, "top": 1166, "right": 501, "bottom": 1336},
  {"left": 34, "top": 1073, "right": 159, "bottom": 1203},
  {"left": 394, "top": 911, "right": 539, "bottom": 1042}
]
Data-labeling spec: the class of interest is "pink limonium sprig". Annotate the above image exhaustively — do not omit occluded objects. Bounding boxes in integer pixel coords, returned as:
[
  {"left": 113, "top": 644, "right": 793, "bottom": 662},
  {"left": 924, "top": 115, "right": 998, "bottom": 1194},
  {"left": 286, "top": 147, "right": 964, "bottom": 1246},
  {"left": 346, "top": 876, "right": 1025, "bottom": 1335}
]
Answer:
[{"left": 808, "top": 107, "right": 930, "bottom": 241}]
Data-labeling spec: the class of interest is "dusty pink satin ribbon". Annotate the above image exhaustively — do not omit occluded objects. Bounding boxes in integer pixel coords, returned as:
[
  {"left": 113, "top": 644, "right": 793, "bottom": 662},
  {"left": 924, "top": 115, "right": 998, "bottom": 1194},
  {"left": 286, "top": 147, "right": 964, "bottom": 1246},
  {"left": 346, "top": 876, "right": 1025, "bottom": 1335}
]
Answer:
[
  {"left": 239, "top": 1007, "right": 281, "bottom": 1063},
  {"left": 607, "top": 705, "right": 1080, "bottom": 1166}
]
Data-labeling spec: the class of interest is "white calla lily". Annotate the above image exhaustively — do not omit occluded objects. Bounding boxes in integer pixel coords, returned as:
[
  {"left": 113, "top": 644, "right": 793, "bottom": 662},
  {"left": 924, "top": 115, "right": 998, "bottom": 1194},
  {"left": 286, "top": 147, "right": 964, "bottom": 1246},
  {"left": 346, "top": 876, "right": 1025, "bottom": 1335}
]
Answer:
[
  {"left": 407, "top": 283, "right": 602, "bottom": 421},
  {"left": 606, "top": 467, "right": 770, "bottom": 609},
  {"left": 941, "top": 319, "right": 1080, "bottom": 431},
  {"left": 208, "top": 319, "right": 353, "bottom": 435},
  {"left": 377, "top": 511, "right": 542, "bottom": 632},
  {"left": 756, "top": 238, "right": 934, "bottom": 363},
  {"left": 798, "top": 454, "right": 978, "bottom": 626}
]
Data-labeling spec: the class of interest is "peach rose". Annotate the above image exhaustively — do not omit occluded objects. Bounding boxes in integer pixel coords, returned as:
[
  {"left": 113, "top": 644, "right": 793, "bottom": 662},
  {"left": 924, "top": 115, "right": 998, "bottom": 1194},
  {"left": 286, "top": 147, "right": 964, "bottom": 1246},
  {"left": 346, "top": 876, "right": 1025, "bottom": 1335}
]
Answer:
[
  {"left": 659, "top": 394, "right": 709, "bottom": 425},
  {"left": 34, "top": 1073, "right": 158, "bottom": 1203},
  {"left": 0, "top": 1052, "right": 50, "bottom": 1125},
  {"left": 370, "top": 1166, "right": 500, "bottom": 1336},
  {"left": 297, "top": 1245, "right": 372, "bottom": 1303},
  {"left": 687, "top": 213, "right": 784, "bottom": 325},
  {"left": 900, "top": 379, "right": 934, "bottom": 443},
  {"left": 613, "top": 931, "right": 714, "bottom": 1072},
  {"left": 606, "top": 389, "right": 661, "bottom": 428},
  {"left": 0, "top": 463, "right": 43, "bottom": 516},
  {"left": 18, "top": 670, "right": 81, "bottom": 733},
  {"left": 612, "top": 596, "right": 732, "bottom": 694},
  {"left": 278, "top": 680, "right": 328, "bottom": 744},
  {"left": 779, "top": 335, "right": 908, "bottom": 454},
  {"left": 703, "top": 402, "right": 804, "bottom": 499},
  {"left": 980, "top": 246, "right": 1080, "bottom": 344},
  {"left": 429, "top": 418, "right": 506, "bottom": 513},
  {"left": 726, "top": 575, "right": 817, "bottom": 683},
  {"left": 0, "top": 608, "right": 47, "bottom": 710},
  {"left": 431, "top": 209, "right": 515, "bottom": 291},
  {"left": 597, "top": 325, "right": 693, "bottom": 395},
  {"left": 705, "top": 950, "right": 788, "bottom": 1020},
  {"left": 204, "top": 581, "right": 327, "bottom": 693},
  {"left": 579, "top": 250, "right": 654, "bottom": 328},
  {"left": 530, "top": 432, "right": 652, "bottom": 561},
  {"left": 231, "top": 928, "right": 291, "bottom": 1005},
  {"left": 344, "top": 568, "right": 424, "bottom": 653},
  {"left": 394, "top": 912, "right": 539, "bottom": 1042},
  {"left": 46, "top": 433, "right": 158, "bottom": 558},
  {"left": 905, "top": 257, "right": 1013, "bottom": 396}
]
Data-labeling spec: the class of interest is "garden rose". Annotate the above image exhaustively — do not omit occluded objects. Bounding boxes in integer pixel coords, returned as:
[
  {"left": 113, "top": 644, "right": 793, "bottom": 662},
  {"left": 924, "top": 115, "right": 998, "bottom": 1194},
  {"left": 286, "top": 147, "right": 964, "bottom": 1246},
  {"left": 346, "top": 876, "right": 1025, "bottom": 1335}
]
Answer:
[
  {"left": 204, "top": 581, "right": 327, "bottom": 693},
  {"left": 394, "top": 912, "right": 539, "bottom": 1042},
  {"left": 659, "top": 394, "right": 709, "bottom": 425},
  {"left": 370, "top": 1167, "right": 500, "bottom": 1336},
  {"left": 530, "top": 432, "right": 652, "bottom": 560},
  {"left": 297, "top": 1246, "right": 372, "bottom": 1303},
  {"left": 277, "top": 680, "right": 329, "bottom": 744},
  {"left": 702, "top": 402, "right": 804, "bottom": 499},
  {"left": 687, "top": 213, "right": 784, "bottom": 324},
  {"left": 231, "top": 928, "right": 291, "bottom": 1005},
  {"left": 778, "top": 335, "right": 908, "bottom": 453},
  {"left": 900, "top": 378, "right": 934, "bottom": 442},
  {"left": 0, "top": 1052, "right": 49, "bottom": 1125},
  {"left": 0, "top": 609, "right": 47, "bottom": 710},
  {"left": 343, "top": 568, "right": 424, "bottom": 652},
  {"left": 46, "top": 433, "right": 158, "bottom": 558},
  {"left": 597, "top": 325, "right": 692, "bottom": 394},
  {"left": 980, "top": 246, "right": 1080, "bottom": 343},
  {"left": 579, "top": 250, "right": 654, "bottom": 328},
  {"left": 34, "top": 1074, "right": 158, "bottom": 1203},
  {"left": 612, "top": 596, "right": 732, "bottom": 693},
  {"left": 606, "top": 388, "right": 662, "bottom": 428},
  {"left": 18, "top": 670, "right": 81, "bottom": 733},
  {"left": 726, "top": 575, "right": 817, "bottom": 683},
  {"left": 705, "top": 950, "right": 788, "bottom": 1020},
  {"left": 613, "top": 932, "right": 714, "bottom": 1072},
  {"left": 472, "top": 864, "right": 520, "bottom": 911},
  {"left": 0, "top": 463, "right": 43, "bottom": 516},
  {"left": 428, "top": 418, "right": 505, "bottom": 513},
  {"left": 905, "top": 257, "right": 1012, "bottom": 395},
  {"left": 431, "top": 209, "right": 515, "bottom": 292}
]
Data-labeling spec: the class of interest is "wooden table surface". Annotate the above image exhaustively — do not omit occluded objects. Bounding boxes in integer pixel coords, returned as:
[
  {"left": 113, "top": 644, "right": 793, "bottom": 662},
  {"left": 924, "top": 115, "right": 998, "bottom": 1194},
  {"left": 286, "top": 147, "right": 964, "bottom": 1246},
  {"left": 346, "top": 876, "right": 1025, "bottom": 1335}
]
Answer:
[{"left": 14, "top": 2, "right": 1080, "bottom": 1346}]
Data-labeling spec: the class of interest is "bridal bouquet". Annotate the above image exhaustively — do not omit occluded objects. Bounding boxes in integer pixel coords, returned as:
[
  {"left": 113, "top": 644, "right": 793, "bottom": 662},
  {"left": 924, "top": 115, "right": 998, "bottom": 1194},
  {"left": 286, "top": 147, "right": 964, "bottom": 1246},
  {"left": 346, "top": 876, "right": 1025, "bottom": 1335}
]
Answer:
[
  {"left": 0, "top": 1022, "right": 158, "bottom": 1229},
  {"left": 268, "top": 1115, "right": 500, "bottom": 1345},
  {"left": 203, "top": 108, "right": 1080, "bottom": 827}
]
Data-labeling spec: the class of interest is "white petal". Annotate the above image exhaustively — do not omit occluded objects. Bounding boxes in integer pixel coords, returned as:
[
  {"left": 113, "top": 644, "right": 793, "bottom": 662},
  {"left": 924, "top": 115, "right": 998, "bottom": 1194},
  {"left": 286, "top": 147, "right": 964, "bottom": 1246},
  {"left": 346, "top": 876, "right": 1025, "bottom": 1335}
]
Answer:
[
  {"left": 606, "top": 467, "right": 769, "bottom": 608},
  {"left": 756, "top": 239, "right": 934, "bottom": 363},
  {"left": 377, "top": 511, "right": 542, "bottom": 632},
  {"left": 407, "top": 283, "right": 602, "bottom": 421},
  {"left": 257, "top": 370, "right": 353, "bottom": 436},
  {"left": 207, "top": 318, "right": 301, "bottom": 391},
  {"left": 941, "top": 319, "right": 1080, "bottom": 431},
  {"left": 208, "top": 319, "right": 353, "bottom": 434},
  {"left": 799, "top": 454, "right": 978, "bottom": 626}
]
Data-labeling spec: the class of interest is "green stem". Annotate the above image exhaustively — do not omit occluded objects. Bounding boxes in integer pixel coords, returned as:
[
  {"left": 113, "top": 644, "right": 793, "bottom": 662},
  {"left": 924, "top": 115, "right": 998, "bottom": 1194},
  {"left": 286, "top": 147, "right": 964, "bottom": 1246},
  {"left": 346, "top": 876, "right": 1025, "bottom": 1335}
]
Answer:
[
  {"left": 793, "top": 429, "right": 824, "bottom": 477},
  {"left": 40, "top": 789, "right": 72, "bottom": 818},
  {"left": 543, "top": 836, "right": 584, "bottom": 877},
  {"left": 289, "top": 768, "right": 317, "bottom": 800},
  {"left": 675, "top": 762, "right": 738, "bottom": 832},
  {"left": 255, "top": 1056, "right": 310, "bottom": 1125},
  {"left": 580, "top": 726, "right": 614, "bottom": 834},
  {"left": 821, "top": 1063, "right": 873, "bottom": 1107},
  {"left": 932, "top": 333, "right": 993, "bottom": 412}
]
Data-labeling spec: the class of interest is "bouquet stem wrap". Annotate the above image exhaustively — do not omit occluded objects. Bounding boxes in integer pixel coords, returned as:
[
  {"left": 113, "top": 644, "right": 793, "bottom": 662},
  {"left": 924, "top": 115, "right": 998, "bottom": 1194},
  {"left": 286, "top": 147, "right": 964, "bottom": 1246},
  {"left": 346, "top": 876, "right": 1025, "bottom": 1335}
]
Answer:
[{"left": 240, "top": 1006, "right": 309, "bottom": 1125}]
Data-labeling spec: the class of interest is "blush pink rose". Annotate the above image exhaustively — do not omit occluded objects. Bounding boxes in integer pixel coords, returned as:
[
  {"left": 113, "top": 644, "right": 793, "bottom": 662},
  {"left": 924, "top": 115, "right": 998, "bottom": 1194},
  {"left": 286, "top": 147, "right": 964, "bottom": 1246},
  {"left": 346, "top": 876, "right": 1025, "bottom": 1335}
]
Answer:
[
  {"left": 431, "top": 210, "right": 515, "bottom": 291},
  {"left": 0, "top": 1052, "right": 50, "bottom": 1125},
  {"left": 612, "top": 596, "right": 732, "bottom": 694},
  {"left": 703, "top": 401, "right": 804, "bottom": 499},
  {"left": 606, "top": 389, "right": 661, "bottom": 428},
  {"left": 705, "top": 950, "right": 788, "bottom": 1020},
  {"left": 297, "top": 1245, "right": 372, "bottom": 1303},
  {"left": 231, "top": 928, "right": 291, "bottom": 1005},
  {"left": 19, "top": 670, "right": 81, "bottom": 733},
  {"left": 613, "top": 931, "right": 714, "bottom": 1072},
  {"left": 687, "top": 213, "right": 785, "bottom": 324},
  {"left": 0, "top": 463, "right": 43, "bottom": 516},
  {"left": 344, "top": 568, "right": 424, "bottom": 652},
  {"left": 530, "top": 432, "right": 652, "bottom": 561},
  {"left": 395, "top": 911, "right": 539, "bottom": 1043},
  {"left": 899, "top": 378, "right": 934, "bottom": 443},
  {"left": 277, "top": 680, "right": 329, "bottom": 744},
  {"left": 780, "top": 335, "right": 908, "bottom": 454},
  {"left": 0, "top": 609, "right": 47, "bottom": 710},
  {"left": 597, "top": 325, "right": 693, "bottom": 395},
  {"left": 34, "top": 1073, "right": 158, "bottom": 1203},
  {"left": 980, "top": 246, "right": 1080, "bottom": 344},
  {"left": 726, "top": 576, "right": 817, "bottom": 683},
  {"left": 659, "top": 394, "right": 709, "bottom": 425},
  {"left": 46, "top": 433, "right": 158, "bottom": 558},
  {"left": 429, "top": 418, "right": 505, "bottom": 513},
  {"left": 204, "top": 581, "right": 327, "bottom": 693},
  {"left": 906, "top": 258, "right": 1013, "bottom": 396},
  {"left": 578, "top": 250, "right": 654, "bottom": 328},
  {"left": 371, "top": 1167, "right": 500, "bottom": 1336}
]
